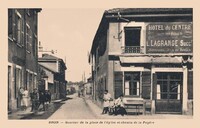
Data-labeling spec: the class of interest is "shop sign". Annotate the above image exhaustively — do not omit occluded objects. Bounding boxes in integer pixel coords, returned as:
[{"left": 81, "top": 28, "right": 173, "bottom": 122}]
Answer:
[{"left": 146, "top": 22, "right": 192, "bottom": 54}]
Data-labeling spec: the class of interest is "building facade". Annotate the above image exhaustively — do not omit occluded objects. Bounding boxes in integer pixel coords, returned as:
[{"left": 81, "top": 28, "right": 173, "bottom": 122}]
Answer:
[
  {"left": 8, "top": 9, "right": 41, "bottom": 111},
  {"left": 38, "top": 54, "right": 67, "bottom": 100},
  {"left": 89, "top": 8, "right": 193, "bottom": 115}
]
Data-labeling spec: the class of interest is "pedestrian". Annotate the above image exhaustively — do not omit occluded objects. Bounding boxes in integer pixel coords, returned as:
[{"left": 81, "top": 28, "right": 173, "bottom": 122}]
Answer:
[
  {"left": 30, "top": 88, "right": 39, "bottom": 112},
  {"left": 38, "top": 91, "right": 46, "bottom": 111},
  {"left": 21, "top": 88, "right": 29, "bottom": 111},
  {"left": 114, "top": 94, "right": 127, "bottom": 116},
  {"left": 44, "top": 90, "right": 51, "bottom": 110},
  {"left": 19, "top": 87, "right": 25, "bottom": 110},
  {"left": 101, "top": 90, "right": 111, "bottom": 114}
]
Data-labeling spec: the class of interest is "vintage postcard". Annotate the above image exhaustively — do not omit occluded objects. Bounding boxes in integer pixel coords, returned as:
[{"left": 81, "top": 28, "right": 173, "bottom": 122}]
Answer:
[{"left": 0, "top": 0, "right": 199, "bottom": 128}]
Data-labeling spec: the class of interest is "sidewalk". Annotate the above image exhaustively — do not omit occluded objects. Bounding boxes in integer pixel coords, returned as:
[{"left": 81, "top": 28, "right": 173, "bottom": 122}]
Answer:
[
  {"left": 8, "top": 107, "right": 35, "bottom": 119},
  {"left": 8, "top": 98, "right": 66, "bottom": 120},
  {"left": 83, "top": 95, "right": 193, "bottom": 119}
]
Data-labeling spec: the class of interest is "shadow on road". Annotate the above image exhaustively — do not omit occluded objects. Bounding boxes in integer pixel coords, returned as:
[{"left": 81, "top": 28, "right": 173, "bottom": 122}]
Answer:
[
  {"left": 65, "top": 97, "right": 73, "bottom": 101},
  {"left": 21, "top": 99, "right": 69, "bottom": 119}
]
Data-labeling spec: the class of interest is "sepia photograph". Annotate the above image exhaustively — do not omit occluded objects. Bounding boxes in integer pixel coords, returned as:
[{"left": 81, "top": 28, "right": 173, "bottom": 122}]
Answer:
[{"left": 7, "top": 8, "right": 193, "bottom": 120}]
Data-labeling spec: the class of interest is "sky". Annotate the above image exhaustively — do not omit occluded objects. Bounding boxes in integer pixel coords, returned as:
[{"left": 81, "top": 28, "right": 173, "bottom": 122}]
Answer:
[{"left": 38, "top": 8, "right": 106, "bottom": 82}]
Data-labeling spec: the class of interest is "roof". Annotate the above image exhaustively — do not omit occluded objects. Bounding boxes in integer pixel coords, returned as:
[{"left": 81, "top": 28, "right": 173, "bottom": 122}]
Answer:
[
  {"left": 39, "top": 54, "right": 61, "bottom": 60},
  {"left": 39, "top": 63, "right": 57, "bottom": 73},
  {"left": 38, "top": 54, "right": 67, "bottom": 70},
  {"left": 105, "top": 8, "right": 192, "bottom": 15},
  {"left": 90, "top": 8, "right": 193, "bottom": 55}
]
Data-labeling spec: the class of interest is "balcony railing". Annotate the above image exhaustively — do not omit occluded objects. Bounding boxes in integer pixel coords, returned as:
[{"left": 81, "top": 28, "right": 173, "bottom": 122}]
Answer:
[{"left": 122, "top": 46, "right": 144, "bottom": 54}]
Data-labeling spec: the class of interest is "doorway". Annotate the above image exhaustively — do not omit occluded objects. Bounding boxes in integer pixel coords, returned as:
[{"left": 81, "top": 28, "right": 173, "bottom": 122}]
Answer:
[{"left": 155, "top": 72, "right": 183, "bottom": 113}]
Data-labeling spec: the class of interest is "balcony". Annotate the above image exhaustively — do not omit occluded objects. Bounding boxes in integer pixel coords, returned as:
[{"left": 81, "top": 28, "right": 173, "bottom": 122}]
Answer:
[{"left": 122, "top": 46, "right": 144, "bottom": 54}]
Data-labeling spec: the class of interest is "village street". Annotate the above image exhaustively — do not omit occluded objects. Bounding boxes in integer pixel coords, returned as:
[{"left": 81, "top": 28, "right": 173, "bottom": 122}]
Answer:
[
  {"left": 48, "top": 93, "right": 97, "bottom": 119},
  {"left": 13, "top": 92, "right": 192, "bottom": 120},
  {"left": 11, "top": 93, "right": 97, "bottom": 119}
]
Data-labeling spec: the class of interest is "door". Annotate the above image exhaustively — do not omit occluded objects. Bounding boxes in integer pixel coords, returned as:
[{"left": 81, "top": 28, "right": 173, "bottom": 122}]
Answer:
[
  {"left": 155, "top": 72, "right": 183, "bottom": 113},
  {"left": 8, "top": 66, "right": 11, "bottom": 111}
]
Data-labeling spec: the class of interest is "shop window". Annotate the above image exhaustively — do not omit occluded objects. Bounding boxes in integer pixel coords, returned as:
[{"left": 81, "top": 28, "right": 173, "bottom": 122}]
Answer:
[
  {"left": 124, "top": 27, "right": 141, "bottom": 53},
  {"left": 124, "top": 72, "right": 140, "bottom": 96}
]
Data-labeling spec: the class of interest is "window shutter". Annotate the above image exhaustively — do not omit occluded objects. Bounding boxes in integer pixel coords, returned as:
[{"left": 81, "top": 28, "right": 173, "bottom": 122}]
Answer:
[
  {"left": 114, "top": 72, "right": 123, "bottom": 99},
  {"left": 141, "top": 71, "right": 151, "bottom": 99},
  {"left": 152, "top": 73, "right": 157, "bottom": 100},
  {"left": 188, "top": 71, "right": 193, "bottom": 99}
]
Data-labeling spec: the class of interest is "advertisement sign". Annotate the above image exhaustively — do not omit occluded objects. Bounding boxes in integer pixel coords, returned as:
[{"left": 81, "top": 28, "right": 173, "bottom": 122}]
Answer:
[{"left": 146, "top": 22, "right": 193, "bottom": 54}]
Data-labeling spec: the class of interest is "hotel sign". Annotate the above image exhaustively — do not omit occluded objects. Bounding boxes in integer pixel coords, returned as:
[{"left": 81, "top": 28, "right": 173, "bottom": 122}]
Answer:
[{"left": 146, "top": 22, "right": 193, "bottom": 54}]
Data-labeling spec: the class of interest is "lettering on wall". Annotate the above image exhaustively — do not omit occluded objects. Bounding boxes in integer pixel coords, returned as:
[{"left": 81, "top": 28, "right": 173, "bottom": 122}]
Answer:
[{"left": 146, "top": 22, "right": 193, "bottom": 53}]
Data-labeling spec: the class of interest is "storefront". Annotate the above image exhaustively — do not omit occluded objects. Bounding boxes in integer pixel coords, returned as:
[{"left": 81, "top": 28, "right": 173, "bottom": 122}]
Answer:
[{"left": 90, "top": 8, "right": 193, "bottom": 115}]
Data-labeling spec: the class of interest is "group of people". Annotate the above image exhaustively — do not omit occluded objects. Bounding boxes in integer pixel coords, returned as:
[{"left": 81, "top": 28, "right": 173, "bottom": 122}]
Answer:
[
  {"left": 19, "top": 87, "right": 51, "bottom": 112},
  {"left": 30, "top": 88, "right": 52, "bottom": 112},
  {"left": 102, "top": 90, "right": 127, "bottom": 116}
]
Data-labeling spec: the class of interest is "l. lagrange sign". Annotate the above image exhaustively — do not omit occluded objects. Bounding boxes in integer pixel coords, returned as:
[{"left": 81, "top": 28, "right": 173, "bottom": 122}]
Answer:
[{"left": 146, "top": 22, "right": 193, "bottom": 54}]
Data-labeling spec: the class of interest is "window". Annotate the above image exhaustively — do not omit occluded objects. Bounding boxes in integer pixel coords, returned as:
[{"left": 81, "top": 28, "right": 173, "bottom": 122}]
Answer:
[
  {"left": 29, "top": 73, "right": 33, "bottom": 92},
  {"left": 26, "top": 24, "right": 31, "bottom": 52},
  {"left": 8, "top": 10, "right": 13, "bottom": 39},
  {"left": 26, "top": 71, "right": 29, "bottom": 90},
  {"left": 14, "top": 12, "right": 24, "bottom": 46},
  {"left": 26, "top": 9, "right": 30, "bottom": 16},
  {"left": 124, "top": 72, "right": 140, "bottom": 96},
  {"left": 33, "top": 75, "right": 37, "bottom": 89},
  {"left": 124, "top": 27, "right": 141, "bottom": 53},
  {"left": 33, "top": 37, "right": 37, "bottom": 57},
  {"left": 14, "top": 67, "right": 22, "bottom": 99},
  {"left": 157, "top": 72, "right": 182, "bottom": 100}
]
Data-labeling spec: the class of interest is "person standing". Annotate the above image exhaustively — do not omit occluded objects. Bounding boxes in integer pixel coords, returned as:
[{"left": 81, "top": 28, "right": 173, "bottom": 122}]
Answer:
[
  {"left": 44, "top": 90, "right": 51, "bottom": 110},
  {"left": 19, "top": 87, "right": 26, "bottom": 111},
  {"left": 38, "top": 91, "right": 46, "bottom": 111},
  {"left": 21, "top": 88, "right": 29, "bottom": 111},
  {"left": 30, "top": 88, "right": 39, "bottom": 112},
  {"left": 19, "top": 87, "right": 25, "bottom": 110},
  {"left": 101, "top": 90, "right": 111, "bottom": 114}
]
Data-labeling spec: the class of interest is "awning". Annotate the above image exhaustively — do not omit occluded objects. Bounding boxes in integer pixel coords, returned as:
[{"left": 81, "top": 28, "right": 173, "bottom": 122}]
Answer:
[{"left": 119, "top": 56, "right": 182, "bottom": 64}]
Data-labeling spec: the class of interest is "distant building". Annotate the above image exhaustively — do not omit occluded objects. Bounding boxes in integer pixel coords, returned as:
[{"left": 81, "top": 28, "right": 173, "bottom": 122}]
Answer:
[
  {"left": 84, "top": 77, "right": 93, "bottom": 95},
  {"left": 89, "top": 8, "right": 193, "bottom": 115},
  {"left": 38, "top": 54, "right": 67, "bottom": 100},
  {"left": 8, "top": 9, "right": 41, "bottom": 111}
]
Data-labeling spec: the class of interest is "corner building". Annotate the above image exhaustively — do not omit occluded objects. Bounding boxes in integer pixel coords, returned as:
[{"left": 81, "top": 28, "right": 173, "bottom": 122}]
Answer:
[{"left": 89, "top": 8, "right": 193, "bottom": 115}]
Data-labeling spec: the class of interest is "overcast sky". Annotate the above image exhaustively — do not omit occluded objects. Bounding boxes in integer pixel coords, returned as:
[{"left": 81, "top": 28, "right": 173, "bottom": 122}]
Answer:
[{"left": 38, "top": 8, "right": 106, "bottom": 82}]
